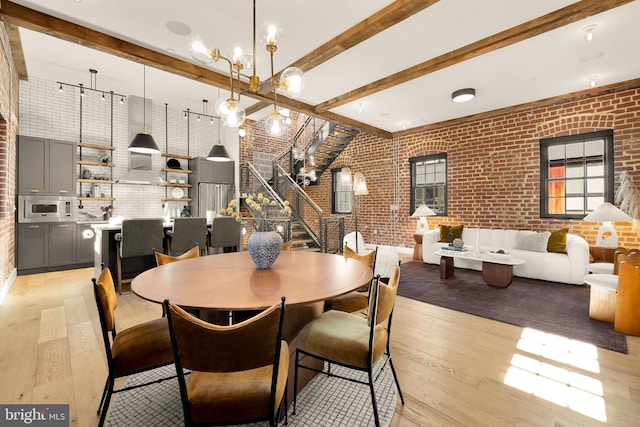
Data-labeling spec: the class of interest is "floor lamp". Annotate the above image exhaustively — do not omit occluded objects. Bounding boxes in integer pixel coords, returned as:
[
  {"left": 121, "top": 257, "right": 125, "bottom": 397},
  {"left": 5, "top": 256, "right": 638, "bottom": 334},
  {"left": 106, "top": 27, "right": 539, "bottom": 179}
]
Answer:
[{"left": 352, "top": 171, "right": 368, "bottom": 253}]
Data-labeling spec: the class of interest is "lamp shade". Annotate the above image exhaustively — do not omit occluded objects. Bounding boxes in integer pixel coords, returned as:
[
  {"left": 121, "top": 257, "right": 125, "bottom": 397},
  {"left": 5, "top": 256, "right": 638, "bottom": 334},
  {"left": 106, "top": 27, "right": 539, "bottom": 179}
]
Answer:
[
  {"left": 128, "top": 132, "right": 159, "bottom": 154},
  {"left": 353, "top": 172, "right": 368, "bottom": 196},
  {"left": 583, "top": 203, "right": 632, "bottom": 222},
  {"left": 340, "top": 167, "right": 352, "bottom": 186},
  {"left": 207, "top": 143, "right": 232, "bottom": 162},
  {"left": 411, "top": 204, "right": 437, "bottom": 217}
]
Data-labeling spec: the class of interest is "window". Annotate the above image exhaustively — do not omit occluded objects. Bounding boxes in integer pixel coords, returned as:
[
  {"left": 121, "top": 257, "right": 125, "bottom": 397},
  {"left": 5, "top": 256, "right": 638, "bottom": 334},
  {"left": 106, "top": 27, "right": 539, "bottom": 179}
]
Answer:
[
  {"left": 540, "top": 130, "right": 614, "bottom": 219},
  {"left": 332, "top": 167, "right": 352, "bottom": 214},
  {"left": 410, "top": 153, "right": 447, "bottom": 215}
]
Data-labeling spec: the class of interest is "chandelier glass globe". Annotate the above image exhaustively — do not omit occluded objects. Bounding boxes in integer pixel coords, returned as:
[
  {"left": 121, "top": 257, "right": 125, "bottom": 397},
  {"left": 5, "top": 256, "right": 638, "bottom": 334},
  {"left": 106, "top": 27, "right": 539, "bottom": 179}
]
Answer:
[{"left": 265, "top": 111, "right": 287, "bottom": 137}]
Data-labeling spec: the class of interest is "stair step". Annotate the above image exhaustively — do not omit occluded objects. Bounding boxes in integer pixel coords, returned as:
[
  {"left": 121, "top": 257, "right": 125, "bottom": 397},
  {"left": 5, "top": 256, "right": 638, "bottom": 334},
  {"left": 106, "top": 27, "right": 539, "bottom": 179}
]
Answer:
[{"left": 292, "top": 238, "right": 315, "bottom": 245}]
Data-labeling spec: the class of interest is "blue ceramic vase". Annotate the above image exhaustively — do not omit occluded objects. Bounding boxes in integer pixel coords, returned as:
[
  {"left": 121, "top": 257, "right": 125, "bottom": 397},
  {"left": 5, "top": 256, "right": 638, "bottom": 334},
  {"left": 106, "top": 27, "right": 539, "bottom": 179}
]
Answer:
[{"left": 248, "top": 231, "right": 283, "bottom": 269}]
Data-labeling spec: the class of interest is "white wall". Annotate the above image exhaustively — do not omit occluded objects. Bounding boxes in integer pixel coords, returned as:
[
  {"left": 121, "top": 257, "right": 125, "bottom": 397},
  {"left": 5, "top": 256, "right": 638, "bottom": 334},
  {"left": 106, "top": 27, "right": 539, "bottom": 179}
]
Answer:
[{"left": 19, "top": 76, "right": 239, "bottom": 219}]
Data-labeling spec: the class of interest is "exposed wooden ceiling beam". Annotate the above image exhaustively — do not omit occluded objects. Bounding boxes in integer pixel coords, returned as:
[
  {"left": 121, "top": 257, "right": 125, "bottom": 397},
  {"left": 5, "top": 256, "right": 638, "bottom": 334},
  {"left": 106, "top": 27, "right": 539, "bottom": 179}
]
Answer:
[
  {"left": 315, "top": 0, "right": 635, "bottom": 113},
  {"left": 5, "top": 22, "right": 27, "bottom": 79},
  {"left": 0, "top": 0, "right": 393, "bottom": 139}
]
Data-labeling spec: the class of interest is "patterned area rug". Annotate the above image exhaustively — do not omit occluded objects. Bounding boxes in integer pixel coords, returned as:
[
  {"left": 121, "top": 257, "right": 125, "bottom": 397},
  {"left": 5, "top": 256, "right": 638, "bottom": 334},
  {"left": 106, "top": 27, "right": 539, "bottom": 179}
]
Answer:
[
  {"left": 398, "top": 261, "right": 628, "bottom": 354},
  {"left": 106, "top": 360, "right": 397, "bottom": 426}
]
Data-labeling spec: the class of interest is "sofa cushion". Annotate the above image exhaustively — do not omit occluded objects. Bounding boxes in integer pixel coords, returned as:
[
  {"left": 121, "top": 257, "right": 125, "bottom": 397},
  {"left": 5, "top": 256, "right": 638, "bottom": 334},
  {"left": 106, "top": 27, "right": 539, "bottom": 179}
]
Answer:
[
  {"left": 439, "top": 225, "right": 463, "bottom": 243},
  {"left": 515, "top": 231, "right": 551, "bottom": 253},
  {"left": 547, "top": 228, "right": 569, "bottom": 253}
]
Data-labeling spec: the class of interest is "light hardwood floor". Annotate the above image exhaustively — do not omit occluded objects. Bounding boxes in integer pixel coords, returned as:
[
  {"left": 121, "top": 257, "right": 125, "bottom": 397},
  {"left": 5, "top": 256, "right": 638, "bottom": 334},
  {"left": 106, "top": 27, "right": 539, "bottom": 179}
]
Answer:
[{"left": 1, "top": 264, "right": 639, "bottom": 426}]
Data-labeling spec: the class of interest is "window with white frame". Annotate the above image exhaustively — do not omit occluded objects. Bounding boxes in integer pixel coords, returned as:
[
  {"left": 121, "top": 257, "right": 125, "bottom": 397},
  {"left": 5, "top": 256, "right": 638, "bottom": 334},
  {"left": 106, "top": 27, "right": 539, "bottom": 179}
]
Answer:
[{"left": 540, "top": 130, "right": 614, "bottom": 219}]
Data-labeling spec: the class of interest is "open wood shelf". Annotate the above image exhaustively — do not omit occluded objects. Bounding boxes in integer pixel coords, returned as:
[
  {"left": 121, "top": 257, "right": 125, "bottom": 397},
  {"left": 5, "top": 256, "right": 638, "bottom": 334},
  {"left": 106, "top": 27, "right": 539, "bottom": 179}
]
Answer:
[
  {"left": 162, "top": 183, "right": 192, "bottom": 188},
  {"left": 77, "top": 179, "right": 116, "bottom": 184},
  {"left": 161, "top": 168, "right": 192, "bottom": 174},
  {"left": 161, "top": 198, "right": 192, "bottom": 202},
  {"left": 77, "top": 160, "right": 116, "bottom": 167},
  {"left": 161, "top": 153, "right": 192, "bottom": 160},
  {"left": 77, "top": 142, "right": 116, "bottom": 151},
  {"left": 77, "top": 197, "right": 116, "bottom": 201}
]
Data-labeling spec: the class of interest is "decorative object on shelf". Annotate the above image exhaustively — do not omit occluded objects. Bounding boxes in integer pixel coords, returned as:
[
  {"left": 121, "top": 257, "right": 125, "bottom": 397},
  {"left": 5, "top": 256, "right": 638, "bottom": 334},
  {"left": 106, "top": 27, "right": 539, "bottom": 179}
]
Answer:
[
  {"left": 98, "top": 152, "right": 110, "bottom": 164},
  {"left": 82, "top": 168, "right": 92, "bottom": 179},
  {"left": 129, "top": 65, "right": 160, "bottom": 153},
  {"left": 170, "top": 187, "right": 185, "bottom": 199},
  {"left": 583, "top": 202, "right": 632, "bottom": 248},
  {"left": 167, "top": 158, "right": 182, "bottom": 169},
  {"left": 411, "top": 204, "right": 437, "bottom": 233},
  {"left": 180, "top": 205, "right": 191, "bottom": 217},
  {"left": 101, "top": 205, "right": 113, "bottom": 220},
  {"left": 247, "top": 230, "right": 283, "bottom": 269},
  {"left": 188, "top": 0, "right": 304, "bottom": 135}
]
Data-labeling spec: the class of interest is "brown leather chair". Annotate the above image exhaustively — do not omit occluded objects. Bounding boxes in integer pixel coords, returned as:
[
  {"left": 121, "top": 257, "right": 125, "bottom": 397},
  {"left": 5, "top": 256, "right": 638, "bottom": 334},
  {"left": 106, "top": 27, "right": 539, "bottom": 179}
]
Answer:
[
  {"left": 165, "top": 297, "right": 288, "bottom": 426},
  {"left": 154, "top": 245, "right": 200, "bottom": 267},
  {"left": 92, "top": 267, "right": 174, "bottom": 427},
  {"left": 294, "top": 266, "right": 404, "bottom": 427},
  {"left": 324, "top": 245, "right": 377, "bottom": 313},
  {"left": 614, "top": 254, "right": 640, "bottom": 336}
]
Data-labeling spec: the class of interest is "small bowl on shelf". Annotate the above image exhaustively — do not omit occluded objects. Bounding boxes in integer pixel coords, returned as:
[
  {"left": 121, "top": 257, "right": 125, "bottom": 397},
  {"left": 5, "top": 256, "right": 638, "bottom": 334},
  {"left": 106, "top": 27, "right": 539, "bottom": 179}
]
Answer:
[{"left": 488, "top": 251, "right": 511, "bottom": 260}]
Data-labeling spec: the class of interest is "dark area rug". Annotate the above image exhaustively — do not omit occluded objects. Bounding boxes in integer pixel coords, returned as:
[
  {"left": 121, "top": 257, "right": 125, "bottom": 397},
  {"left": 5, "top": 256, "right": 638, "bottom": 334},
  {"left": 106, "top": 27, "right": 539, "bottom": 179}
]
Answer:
[{"left": 398, "top": 261, "right": 628, "bottom": 354}]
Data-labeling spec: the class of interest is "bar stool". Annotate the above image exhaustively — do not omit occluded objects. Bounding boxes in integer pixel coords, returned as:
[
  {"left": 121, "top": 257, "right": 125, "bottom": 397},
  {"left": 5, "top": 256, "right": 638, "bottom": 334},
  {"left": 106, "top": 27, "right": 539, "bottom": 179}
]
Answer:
[
  {"left": 167, "top": 217, "right": 208, "bottom": 256},
  {"left": 115, "top": 218, "right": 164, "bottom": 294},
  {"left": 208, "top": 217, "right": 241, "bottom": 254}
]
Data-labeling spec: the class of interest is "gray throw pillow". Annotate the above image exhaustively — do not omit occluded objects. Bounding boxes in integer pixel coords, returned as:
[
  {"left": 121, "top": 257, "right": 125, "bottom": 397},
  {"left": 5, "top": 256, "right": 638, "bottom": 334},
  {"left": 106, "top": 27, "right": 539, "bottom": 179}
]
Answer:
[{"left": 516, "top": 231, "right": 551, "bottom": 253}]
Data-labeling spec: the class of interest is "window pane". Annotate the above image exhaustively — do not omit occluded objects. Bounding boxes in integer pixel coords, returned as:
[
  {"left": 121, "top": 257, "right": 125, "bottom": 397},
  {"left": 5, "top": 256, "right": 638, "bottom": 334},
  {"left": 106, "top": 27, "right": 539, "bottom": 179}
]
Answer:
[
  {"left": 566, "top": 142, "right": 584, "bottom": 159},
  {"left": 548, "top": 145, "right": 565, "bottom": 160},
  {"left": 549, "top": 164, "right": 565, "bottom": 178},
  {"left": 548, "top": 181, "right": 565, "bottom": 197},
  {"left": 566, "top": 197, "right": 584, "bottom": 212},
  {"left": 586, "top": 161, "right": 604, "bottom": 177},
  {"left": 585, "top": 139, "right": 603, "bottom": 157},
  {"left": 587, "top": 196, "right": 605, "bottom": 211},
  {"left": 566, "top": 179, "right": 583, "bottom": 194},
  {"left": 586, "top": 178, "right": 604, "bottom": 194},
  {"left": 549, "top": 198, "right": 565, "bottom": 214}
]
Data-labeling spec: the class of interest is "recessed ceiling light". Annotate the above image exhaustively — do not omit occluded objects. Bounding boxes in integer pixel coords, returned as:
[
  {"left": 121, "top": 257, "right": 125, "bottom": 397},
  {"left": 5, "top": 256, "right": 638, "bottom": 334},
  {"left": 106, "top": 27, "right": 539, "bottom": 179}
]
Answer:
[
  {"left": 452, "top": 88, "right": 475, "bottom": 103},
  {"left": 583, "top": 24, "right": 598, "bottom": 42},
  {"left": 166, "top": 20, "right": 192, "bottom": 36},
  {"left": 587, "top": 75, "right": 599, "bottom": 88}
]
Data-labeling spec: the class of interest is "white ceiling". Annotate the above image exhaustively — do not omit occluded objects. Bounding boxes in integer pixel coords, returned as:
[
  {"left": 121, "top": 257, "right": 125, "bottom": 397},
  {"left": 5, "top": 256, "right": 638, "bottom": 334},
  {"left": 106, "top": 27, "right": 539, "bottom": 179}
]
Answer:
[{"left": 6, "top": 0, "right": 640, "bottom": 136}]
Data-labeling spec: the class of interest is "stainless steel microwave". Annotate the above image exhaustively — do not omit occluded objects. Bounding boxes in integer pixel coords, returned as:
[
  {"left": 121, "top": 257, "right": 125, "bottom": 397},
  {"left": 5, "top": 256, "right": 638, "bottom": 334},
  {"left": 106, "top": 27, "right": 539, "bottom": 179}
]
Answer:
[{"left": 18, "top": 195, "right": 76, "bottom": 223}]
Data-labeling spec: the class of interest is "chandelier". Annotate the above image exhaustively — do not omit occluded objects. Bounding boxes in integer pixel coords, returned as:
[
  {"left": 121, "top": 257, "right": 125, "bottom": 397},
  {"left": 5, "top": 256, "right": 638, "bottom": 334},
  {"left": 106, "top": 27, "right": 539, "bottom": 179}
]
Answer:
[{"left": 188, "top": 0, "right": 304, "bottom": 136}]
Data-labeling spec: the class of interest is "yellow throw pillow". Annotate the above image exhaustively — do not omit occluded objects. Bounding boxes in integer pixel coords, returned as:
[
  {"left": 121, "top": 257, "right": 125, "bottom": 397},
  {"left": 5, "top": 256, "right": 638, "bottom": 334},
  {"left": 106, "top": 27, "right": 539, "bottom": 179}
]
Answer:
[
  {"left": 547, "top": 228, "right": 569, "bottom": 253},
  {"left": 439, "top": 225, "right": 464, "bottom": 243}
]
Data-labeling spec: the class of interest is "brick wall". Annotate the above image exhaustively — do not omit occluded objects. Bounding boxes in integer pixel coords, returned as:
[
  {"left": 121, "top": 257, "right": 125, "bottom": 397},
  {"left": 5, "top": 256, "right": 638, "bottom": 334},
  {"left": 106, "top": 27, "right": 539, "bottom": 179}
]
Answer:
[
  {"left": 0, "top": 22, "right": 19, "bottom": 286},
  {"left": 303, "top": 86, "right": 640, "bottom": 250}
]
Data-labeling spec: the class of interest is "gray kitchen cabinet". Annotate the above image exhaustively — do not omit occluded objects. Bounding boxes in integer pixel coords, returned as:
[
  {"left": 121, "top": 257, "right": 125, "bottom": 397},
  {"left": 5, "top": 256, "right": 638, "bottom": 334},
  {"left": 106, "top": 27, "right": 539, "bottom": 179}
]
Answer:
[
  {"left": 76, "top": 223, "right": 95, "bottom": 264},
  {"left": 17, "top": 223, "right": 48, "bottom": 270},
  {"left": 17, "top": 222, "right": 79, "bottom": 271},
  {"left": 18, "top": 136, "right": 76, "bottom": 195},
  {"left": 189, "top": 157, "right": 235, "bottom": 185},
  {"left": 49, "top": 223, "right": 76, "bottom": 266}
]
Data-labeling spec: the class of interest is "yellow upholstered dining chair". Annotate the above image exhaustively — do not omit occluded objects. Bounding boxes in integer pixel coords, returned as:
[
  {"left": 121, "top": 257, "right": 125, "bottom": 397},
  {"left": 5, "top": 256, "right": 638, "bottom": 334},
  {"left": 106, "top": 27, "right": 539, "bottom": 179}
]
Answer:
[
  {"left": 614, "top": 254, "right": 640, "bottom": 336},
  {"left": 92, "top": 267, "right": 174, "bottom": 427},
  {"left": 115, "top": 218, "right": 164, "bottom": 294},
  {"left": 324, "top": 245, "right": 377, "bottom": 313},
  {"left": 164, "top": 297, "right": 289, "bottom": 426},
  {"left": 154, "top": 244, "right": 200, "bottom": 267},
  {"left": 281, "top": 240, "right": 292, "bottom": 251},
  {"left": 167, "top": 217, "right": 208, "bottom": 256},
  {"left": 294, "top": 266, "right": 404, "bottom": 427}
]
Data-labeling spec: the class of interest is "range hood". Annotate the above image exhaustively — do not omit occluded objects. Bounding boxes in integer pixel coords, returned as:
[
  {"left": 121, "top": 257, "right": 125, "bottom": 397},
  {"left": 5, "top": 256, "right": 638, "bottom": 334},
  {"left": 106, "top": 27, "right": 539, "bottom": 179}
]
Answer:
[
  {"left": 118, "top": 152, "right": 166, "bottom": 185},
  {"left": 118, "top": 95, "right": 166, "bottom": 185}
]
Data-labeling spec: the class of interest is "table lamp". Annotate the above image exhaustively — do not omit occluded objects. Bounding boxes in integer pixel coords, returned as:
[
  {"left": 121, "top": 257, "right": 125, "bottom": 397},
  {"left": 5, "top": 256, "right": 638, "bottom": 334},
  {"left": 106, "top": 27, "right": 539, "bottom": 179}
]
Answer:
[
  {"left": 411, "top": 204, "right": 437, "bottom": 234},
  {"left": 583, "top": 202, "right": 632, "bottom": 248}
]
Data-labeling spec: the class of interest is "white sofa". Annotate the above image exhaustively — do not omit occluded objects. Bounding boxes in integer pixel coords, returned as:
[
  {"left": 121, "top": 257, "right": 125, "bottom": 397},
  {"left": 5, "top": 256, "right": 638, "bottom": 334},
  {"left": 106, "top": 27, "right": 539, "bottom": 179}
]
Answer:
[{"left": 422, "top": 228, "right": 590, "bottom": 285}]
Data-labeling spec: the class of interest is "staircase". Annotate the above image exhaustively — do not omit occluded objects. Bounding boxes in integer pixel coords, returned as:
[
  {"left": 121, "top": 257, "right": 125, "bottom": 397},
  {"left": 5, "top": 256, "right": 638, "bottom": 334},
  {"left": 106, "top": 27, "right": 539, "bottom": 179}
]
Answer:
[
  {"left": 289, "top": 219, "right": 320, "bottom": 251},
  {"left": 293, "top": 121, "right": 359, "bottom": 185}
]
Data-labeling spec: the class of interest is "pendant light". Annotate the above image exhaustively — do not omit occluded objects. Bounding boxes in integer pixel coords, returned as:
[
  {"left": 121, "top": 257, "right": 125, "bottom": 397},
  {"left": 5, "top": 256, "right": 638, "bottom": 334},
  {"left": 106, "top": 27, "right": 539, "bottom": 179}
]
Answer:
[
  {"left": 207, "top": 94, "right": 232, "bottom": 162},
  {"left": 128, "top": 65, "right": 160, "bottom": 153}
]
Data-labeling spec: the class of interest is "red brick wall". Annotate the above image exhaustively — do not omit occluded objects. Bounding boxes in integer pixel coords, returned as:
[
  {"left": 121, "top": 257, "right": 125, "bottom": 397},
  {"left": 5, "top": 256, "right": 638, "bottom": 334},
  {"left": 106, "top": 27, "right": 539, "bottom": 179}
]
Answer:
[
  {"left": 0, "top": 22, "right": 19, "bottom": 283},
  {"left": 304, "top": 86, "right": 640, "bottom": 250}
]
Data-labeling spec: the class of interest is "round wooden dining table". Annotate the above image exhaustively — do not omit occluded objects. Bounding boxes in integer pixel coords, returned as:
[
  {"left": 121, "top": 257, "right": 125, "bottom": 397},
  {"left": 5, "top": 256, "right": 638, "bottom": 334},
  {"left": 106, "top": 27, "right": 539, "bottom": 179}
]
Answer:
[{"left": 131, "top": 250, "right": 372, "bottom": 311}]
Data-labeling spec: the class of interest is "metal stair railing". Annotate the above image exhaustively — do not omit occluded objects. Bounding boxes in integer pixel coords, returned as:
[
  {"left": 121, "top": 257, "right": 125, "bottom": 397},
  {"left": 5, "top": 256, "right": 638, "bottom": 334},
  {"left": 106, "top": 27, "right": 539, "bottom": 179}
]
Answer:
[{"left": 240, "top": 162, "right": 292, "bottom": 242}]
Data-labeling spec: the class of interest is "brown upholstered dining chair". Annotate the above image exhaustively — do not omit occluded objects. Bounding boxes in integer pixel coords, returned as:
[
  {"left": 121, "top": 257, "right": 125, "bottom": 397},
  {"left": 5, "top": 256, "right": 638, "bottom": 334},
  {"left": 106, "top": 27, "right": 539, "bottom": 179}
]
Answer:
[
  {"left": 115, "top": 218, "right": 164, "bottom": 294},
  {"left": 167, "top": 217, "right": 208, "bottom": 256},
  {"left": 164, "top": 297, "right": 288, "bottom": 426},
  {"left": 92, "top": 267, "right": 174, "bottom": 427},
  {"left": 614, "top": 254, "right": 640, "bottom": 336},
  {"left": 294, "top": 266, "right": 404, "bottom": 427},
  {"left": 324, "top": 245, "right": 377, "bottom": 313},
  {"left": 281, "top": 240, "right": 292, "bottom": 251}
]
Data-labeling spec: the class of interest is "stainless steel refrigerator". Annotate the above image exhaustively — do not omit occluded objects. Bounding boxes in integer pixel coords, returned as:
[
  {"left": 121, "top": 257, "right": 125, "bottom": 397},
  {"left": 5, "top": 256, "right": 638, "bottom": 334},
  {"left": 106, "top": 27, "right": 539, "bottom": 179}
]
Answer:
[{"left": 196, "top": 183, "right": 235, "bottom": 218}]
